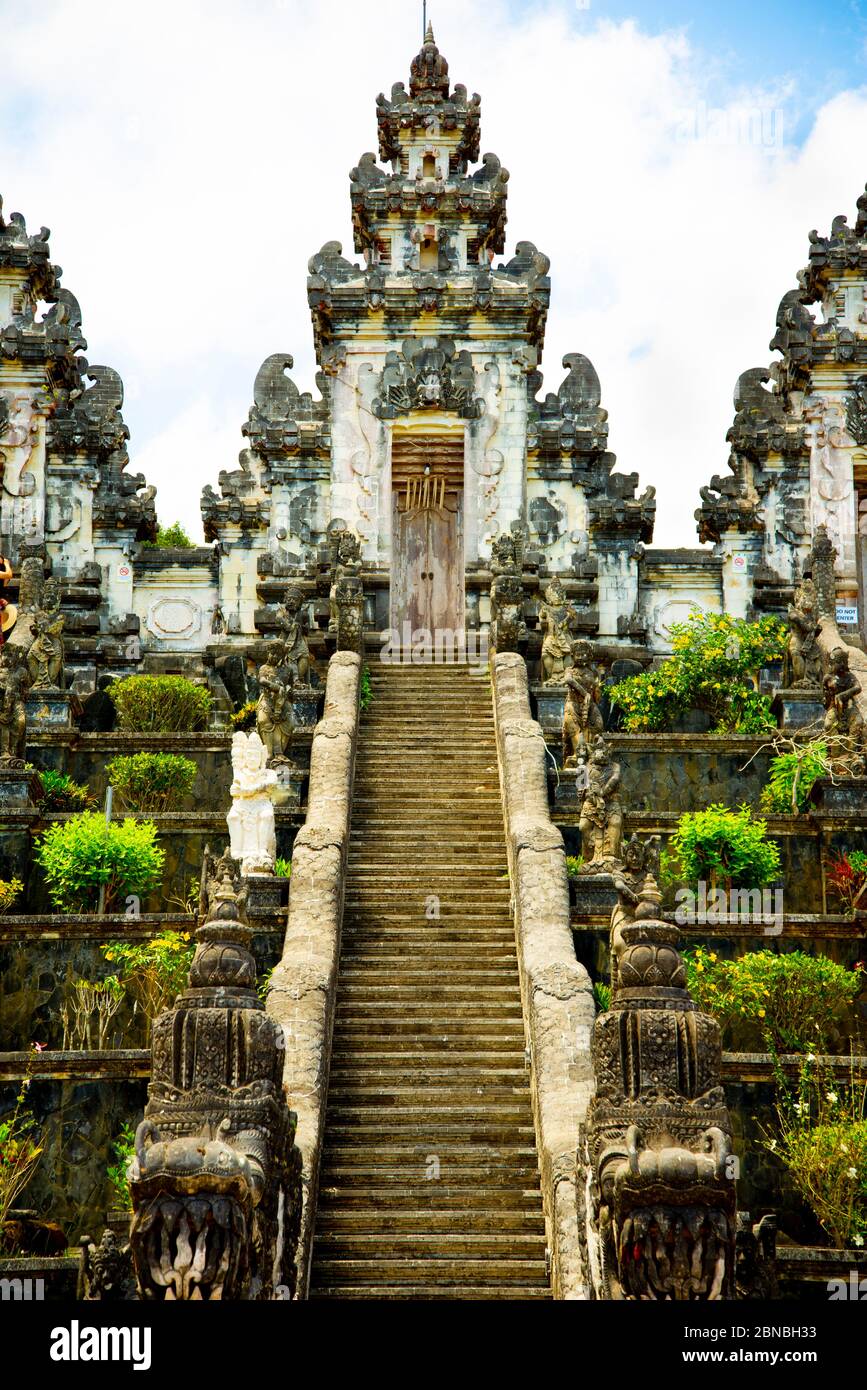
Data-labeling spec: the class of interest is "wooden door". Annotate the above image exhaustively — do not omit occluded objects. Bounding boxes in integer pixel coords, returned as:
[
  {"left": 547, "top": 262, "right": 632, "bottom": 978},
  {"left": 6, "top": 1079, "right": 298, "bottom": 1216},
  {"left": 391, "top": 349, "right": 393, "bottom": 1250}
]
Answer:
[{"left": 390, "top": 435, "right": 465, "bottom": 639}]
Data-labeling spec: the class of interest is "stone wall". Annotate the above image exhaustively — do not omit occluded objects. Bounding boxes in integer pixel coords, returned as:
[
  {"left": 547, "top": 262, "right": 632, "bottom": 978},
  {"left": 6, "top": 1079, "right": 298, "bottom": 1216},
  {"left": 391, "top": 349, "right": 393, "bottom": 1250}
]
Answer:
[
  {"left": 266, "top": 649, "right": 361, "bottom": 1299},
  {"left": 490, "top": 651, "right": 596, "bottom": 1299}
]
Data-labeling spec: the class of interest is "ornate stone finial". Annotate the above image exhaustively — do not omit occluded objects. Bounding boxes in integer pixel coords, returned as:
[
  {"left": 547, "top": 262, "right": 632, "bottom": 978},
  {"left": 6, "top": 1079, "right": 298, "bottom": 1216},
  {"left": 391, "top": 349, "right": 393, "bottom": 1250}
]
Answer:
[
  {"left": 129, "top": 877, "right": 301, "bottom": 1300},
  {"left": 584, "top": 875, "right": 736, "bottom": 1300},
  {"left": 410, "top": 23, "right": 449, "bottom": 98}
]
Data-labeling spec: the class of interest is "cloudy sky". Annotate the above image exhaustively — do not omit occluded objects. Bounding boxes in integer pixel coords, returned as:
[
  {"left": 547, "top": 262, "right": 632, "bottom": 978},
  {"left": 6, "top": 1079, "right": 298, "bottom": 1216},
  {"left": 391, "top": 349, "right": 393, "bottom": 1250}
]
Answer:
[{"left": 2, "top": 0, "right": 867, "bottom": 545}]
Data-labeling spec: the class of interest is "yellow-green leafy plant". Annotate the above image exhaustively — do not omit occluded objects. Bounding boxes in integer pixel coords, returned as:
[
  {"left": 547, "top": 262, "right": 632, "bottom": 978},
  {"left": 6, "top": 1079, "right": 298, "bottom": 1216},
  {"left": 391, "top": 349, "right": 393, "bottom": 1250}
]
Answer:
[
  {"left": 35, "top": 769, "right": 95, "bottom": 813},
  {"left": 662, "top": 804, "right": 780, "bottom": 891},
  {"left": 105, "top": 752, "right": 197, "bottom": 812},
  {"left": 0, "top": 1050, "right": 43, "bottom": 1250},
  {"left": 109, "top": 675, "right": 211, "bottom": 733},
  {"left": 0, "top": 877, "right": 22, "bottom": 914},
  {"left": 106, "top": 1123, "right": 137, "bottom": 1209},
  {"left": 760, "top": 739, "right": 829, "bottom": 815},
  {"left": 101, "top": 931, "right": 194, "bottom": 1038},
  {"left": 34, "top": 813, "right": 165, "bottom": 913}
]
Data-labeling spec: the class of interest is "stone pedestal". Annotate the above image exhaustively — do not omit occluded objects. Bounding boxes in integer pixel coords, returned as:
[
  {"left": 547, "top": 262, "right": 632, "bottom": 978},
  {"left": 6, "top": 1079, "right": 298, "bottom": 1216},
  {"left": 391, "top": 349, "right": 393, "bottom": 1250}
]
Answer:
[
  {"left": 531, "top": 683, "right": 565, "bottom": 740},
  {"left": 809, "top": 777, "right": 867, "bottom": 813},
  {"left": 244, "top": 872, "right": 291, "bottom": 918},
  {"left": 0, "top": 764, "right": 42, "bottom": 808},
  {"left": 554, "top": 765, "right": 586, "bottom": 810},
  {"left": 570, "top": 872, "right": 618, "bottom": 917},
  {"left": 25, "top": 690, "right": 82, "bottom": 733},
  {"left": 772, "top": 687, "right": 824, "bottom": 730},
  {"left": 291, "top": 683, "right": 321, "bottom": 730},
  {"left": 270, "top": 760, "right": 305, "bottom": 811}
]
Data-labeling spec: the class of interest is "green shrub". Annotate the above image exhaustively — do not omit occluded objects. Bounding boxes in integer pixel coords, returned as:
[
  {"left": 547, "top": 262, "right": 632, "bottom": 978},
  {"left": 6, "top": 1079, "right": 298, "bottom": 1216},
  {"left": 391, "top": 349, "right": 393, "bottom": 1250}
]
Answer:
[
  {"left": 0, "top": 878, "right": 22, "bottom": 914},
  {"left": 360, "top": 666, "right": 373, "bottom": 712},
  {"left": 662, "top": 804, "right": 780, "bottom": 890},
  {"left": 275, "top": 857, "right": 292, "bottom": 880},
  {"left": 565, "top": 855, "right": 584, "bottom": 879},
  {"left": 107, "top": 1123, "right": 137, "bottom": 1209},
  {"left": 105, "top": 752, "right": 197, "bottom": 813},
  {"left": 35, "top": 812, "right": 165, "bottom": 913},
  {"left": 142, "top": 521, "right": 194, "bottom": 549},
  {"left": 35, "top": 769, "right": 94, "bottom": 813},
  {"left": 110, "top": 675, "right": 211, "bottom": 733},
  {"left": 102, "top": 931, "right": 194, "bottom": 1036},
  {"left": 231, "top": 699, "right": 257, "bottom": 731},
  {"left": 761, "top": 740, "right": 829, "bottom": 815},
  {"left": 684, "top": 946, "right": 861, "bottom": 1052},
  {"left": 608, "top": 612, "right": 785, "bottom": 733}
]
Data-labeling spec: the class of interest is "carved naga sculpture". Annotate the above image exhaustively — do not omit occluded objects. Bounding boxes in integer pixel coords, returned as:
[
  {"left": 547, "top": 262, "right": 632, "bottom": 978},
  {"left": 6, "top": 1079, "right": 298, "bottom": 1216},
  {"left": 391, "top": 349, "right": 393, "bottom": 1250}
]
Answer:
[
  {"left": 583, "top": 876, "right": 736, "bottom": 1300},
  {"left": 129, "top": 866, "right": 301, "bottom": 1300}
]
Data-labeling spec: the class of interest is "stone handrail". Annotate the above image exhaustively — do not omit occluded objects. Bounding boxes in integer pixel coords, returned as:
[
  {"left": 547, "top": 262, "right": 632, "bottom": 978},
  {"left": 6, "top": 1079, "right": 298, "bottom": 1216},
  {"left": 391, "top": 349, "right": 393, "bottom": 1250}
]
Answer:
[
  {"left": 490, "top": 651, "right": 596, "bottom": 1299},
  {"left": 266, "top": 650, "right": 361, "bottom": 1298}
]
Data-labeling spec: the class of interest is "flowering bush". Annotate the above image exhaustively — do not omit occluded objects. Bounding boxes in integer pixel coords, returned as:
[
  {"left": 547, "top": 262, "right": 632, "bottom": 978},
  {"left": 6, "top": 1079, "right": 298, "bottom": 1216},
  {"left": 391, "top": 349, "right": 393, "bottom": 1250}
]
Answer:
[
  {"left": 608, "top": 612, "right": 785, "bottom": 733},
  {"left": 662, "top": 803, "right": 780, "bottom": 890},
  {"left": 684, "top": 947, "right": 861, "bottom": 1052},
  {"left": 763, "top": 1055, "right": 867, "bottom": 1249}
]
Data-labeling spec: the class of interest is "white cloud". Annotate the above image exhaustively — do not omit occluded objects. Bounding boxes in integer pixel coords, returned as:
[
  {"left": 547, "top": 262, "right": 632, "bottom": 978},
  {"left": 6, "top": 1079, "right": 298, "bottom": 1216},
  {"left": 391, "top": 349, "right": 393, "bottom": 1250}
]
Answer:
[{"left": 2, "top": 0, "right": 866, "bottom": 545}]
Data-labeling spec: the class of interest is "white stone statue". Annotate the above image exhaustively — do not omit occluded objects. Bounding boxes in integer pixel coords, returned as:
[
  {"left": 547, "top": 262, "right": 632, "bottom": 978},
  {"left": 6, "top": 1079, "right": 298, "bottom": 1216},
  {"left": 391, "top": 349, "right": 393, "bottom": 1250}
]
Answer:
[{"left": 227, "top": 731, "right": 278, "bottom": 875}]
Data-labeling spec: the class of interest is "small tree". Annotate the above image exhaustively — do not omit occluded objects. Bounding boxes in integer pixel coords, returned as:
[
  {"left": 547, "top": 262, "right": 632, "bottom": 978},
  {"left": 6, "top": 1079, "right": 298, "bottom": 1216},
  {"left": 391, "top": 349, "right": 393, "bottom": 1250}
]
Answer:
[
  {"left": 35, "top": 813, "right": 165, "bottom": 913},
  {"left": 662, "top": 803, "right": 780, "bottom": 891}
]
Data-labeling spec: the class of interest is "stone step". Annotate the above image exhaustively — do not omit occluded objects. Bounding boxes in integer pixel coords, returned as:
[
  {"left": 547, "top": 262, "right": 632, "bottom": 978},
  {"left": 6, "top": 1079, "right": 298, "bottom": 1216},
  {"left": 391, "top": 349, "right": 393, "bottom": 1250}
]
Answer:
[
  {"left": 334, "top": 1000, "right": 522, "bottom": 1017},
  {"left": 308, "top": 1283, "right": 549, "bottom": 1300},
  {"left": 313, "top": 1233, "right": 546, "bottom": 1261},
  {"left": 323, "top": 1123, "right": 536, "bottom": 1145},
  {"left": 316, "top": 1183, "right": 542, "bottom": 1206},
  {"left": 308, "top": 1258, "right": 549, "bottom": 1287},
  {"left": 326, "top": 1087, "right": 531, "bottom": 1107},
  {"left": 338, "top": 970, "right": 519, "bottom": 986},
  {"left": 330, "top": 1035, "right": 526, "bottom": 1054},
  {"left": 335, "top": 988, "right": 521, "bottom": 1005},
  {"left": 319, "top": 1144, "right": 539, "bottom": 1166},
  {"left": 314, "top": 1207, "right": 545, "bottom": 1233}
]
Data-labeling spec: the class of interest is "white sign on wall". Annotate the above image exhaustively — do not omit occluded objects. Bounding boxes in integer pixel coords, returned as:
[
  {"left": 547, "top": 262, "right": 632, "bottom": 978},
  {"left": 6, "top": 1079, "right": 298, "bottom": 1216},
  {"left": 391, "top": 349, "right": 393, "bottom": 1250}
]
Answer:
[
  {"left": 731, "top": 553, "right": 748, "bottom": 573},
  {"left": 836, "top": 604, "right": 858, "bottom": 626}
]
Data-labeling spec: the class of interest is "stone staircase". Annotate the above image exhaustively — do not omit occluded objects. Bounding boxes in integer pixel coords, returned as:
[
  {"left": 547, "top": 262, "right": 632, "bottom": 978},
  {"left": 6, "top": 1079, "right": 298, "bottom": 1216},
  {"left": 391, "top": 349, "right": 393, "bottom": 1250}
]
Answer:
[{"left": 309, "top": 661, "right": 551, "bottom": 1300}]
